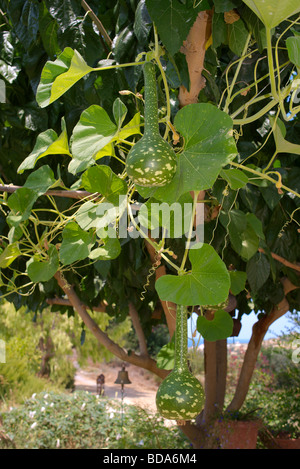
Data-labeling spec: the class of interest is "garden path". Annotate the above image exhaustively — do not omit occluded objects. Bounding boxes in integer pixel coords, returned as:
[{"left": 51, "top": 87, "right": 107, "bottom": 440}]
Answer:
[{"left": 74, "top": 362, "right": 160, "bottom": 413}]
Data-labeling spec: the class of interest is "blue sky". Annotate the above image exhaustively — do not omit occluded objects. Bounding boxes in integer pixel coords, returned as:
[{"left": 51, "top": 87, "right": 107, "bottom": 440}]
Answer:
[{"left": 188, "top": 310, "right": 298, "bottom": 345}]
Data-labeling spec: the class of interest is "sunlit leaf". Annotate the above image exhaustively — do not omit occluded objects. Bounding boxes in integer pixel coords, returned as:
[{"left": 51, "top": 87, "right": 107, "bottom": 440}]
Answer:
[
  {"left": 155, "top": 243, "right": 230, "bottom": 306},
  {"left": 197, "top": 310, "right": 233, "bottom": 342}
]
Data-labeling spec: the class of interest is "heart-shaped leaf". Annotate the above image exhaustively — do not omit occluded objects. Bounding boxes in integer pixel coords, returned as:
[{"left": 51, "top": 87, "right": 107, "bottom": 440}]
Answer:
[
  {"left": 27, "top": 244, "right": 59, "bottom": 283},
  {"left": 197, "top": 310, "right": 233, "bottom": 342},
  {"left": 18, "top": 118, "right": 71, "bottom": 173},
  {"left": 0, "top": 243, "right": 21, "bottom": 268},
  {"left": 81, "top": 165, "right": 127, "bottom": 206},
  {"left": 156, "top": 338, "right": 175, "bottom": 370},
  {"left": 242, "top": 0, "right": 300, "bottom": 29},
  {"left": 59, "top": 222, "right": 95, "bottom": 265},
  {"left": 229, "top": 270, "right": 247, "bottom": 295},
  {"left": 155, "top": 243, "right": 230, "bottom": 306},
  {"left": 138, "top": 103, "right": 237, "bottom": 202}
]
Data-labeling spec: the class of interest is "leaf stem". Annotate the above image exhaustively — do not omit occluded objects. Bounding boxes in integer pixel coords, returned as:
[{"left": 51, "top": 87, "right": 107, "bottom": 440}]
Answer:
[{"left": 180, "top": 191, "right": 199, "bottom": 272}]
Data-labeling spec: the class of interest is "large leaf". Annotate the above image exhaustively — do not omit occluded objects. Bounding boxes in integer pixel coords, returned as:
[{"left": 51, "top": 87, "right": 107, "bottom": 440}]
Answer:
[
  {"left": 220, "top": 209, "right": 259, "bottom": 260},
  {"left": 89, "top": 229, "right": 121, "bottom": 261},
  {"left": 23, "top": 165, "right": 56, "bottom": 196},
  {"left": 36, "top": 47, "right": 92, "bottom": 108},
  {"left": 81, "top": 165, "right": 127, "bottom": 206},
  {"left": 69, "top": 105, "right": 117, "bottom": 173},
  {"left": 155, "top": 243, "right": 230, "bottom": 306},
  {"left": 59, "top": 222, "right": 95, "bottom": 265},
  {"left": 145, "top": 0, "right": 210, "bottom": 56},
  {"left": 69, "top": 105, "right": 141, "bottom": 174},
  {"left": 26, "top": 244, "right": 59, "bottom": 283},
  {"left": 197, "top": 310, "right": 233, "bottom": 342},
  {"left": 220, "top": 168, "right": 249, "bottom": 189},
  {"left": 140, "top": 104, "right": 237, "bottom": 203},
  {"left": 242, "top": 0, "right": 300, "bottom": 29},
  {"left": 18, "top": 118, "right": 71, "bottom": 173},
  {"left": 229, "top": 270, "right": 247, "bottom": 295},
  {"left": 246, "top": 252, "right": 270, "bottom": 293},
  {"left": 6, "top": 187, "right": 37, "bottom": 227},
  {"left": 228, "top": 19, "right": 250, "bottom": 57},
  {"left": 270, "top": 117, "right": 300, "bottom": 155},
  {"left": 156, "top": 337, "right": 175, "bottom": 370},
  {"left": 286, "top": 35, "right": 300, "bottom": 67},
  {"left": 0, "top": 243, "right": 21, "bottom": 268}
]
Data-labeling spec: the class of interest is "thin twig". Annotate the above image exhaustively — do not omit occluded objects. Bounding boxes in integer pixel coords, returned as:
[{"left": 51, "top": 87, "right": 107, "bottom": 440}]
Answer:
[
  {"left": 81, "top": 0, "right": 112, "bottom": 49},
  {"left": 0, "top": 184, "right": 95, "bottom": 200}
]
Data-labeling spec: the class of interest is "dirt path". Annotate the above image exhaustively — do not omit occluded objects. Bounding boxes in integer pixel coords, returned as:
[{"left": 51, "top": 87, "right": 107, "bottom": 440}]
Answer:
[{"left": 74, "top": 362, "right": 160, "bottom": 413}]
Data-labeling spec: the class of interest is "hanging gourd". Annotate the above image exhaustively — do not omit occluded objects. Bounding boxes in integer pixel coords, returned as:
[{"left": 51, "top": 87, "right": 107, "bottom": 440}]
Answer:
[
  {"left": 125, "top": 62, "right": 177, "bottom": 187},
  {"left": 156, "top": 305, "right": 205, "bottom": 421}
]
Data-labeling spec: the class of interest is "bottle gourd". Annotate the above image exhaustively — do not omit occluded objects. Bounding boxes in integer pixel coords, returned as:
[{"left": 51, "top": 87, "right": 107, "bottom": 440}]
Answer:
[
  {"left": 125, "top": 62, "right": 177, "bottom": 187},
  {"left": 156, "top": 305, "right": 205, "bottom": 421}
]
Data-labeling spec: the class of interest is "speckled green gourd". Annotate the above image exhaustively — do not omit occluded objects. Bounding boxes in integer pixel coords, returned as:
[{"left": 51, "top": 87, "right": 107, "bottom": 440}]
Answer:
[
  {"left": 156, "top": 305, "right": 205, "bottom": 421},
  {"left": 125, "top": 62, "right": 177, "bottom": 187}
]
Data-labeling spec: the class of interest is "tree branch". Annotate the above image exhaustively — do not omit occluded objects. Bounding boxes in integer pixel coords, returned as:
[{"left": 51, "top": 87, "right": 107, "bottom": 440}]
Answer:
[
  {"left": 0, "top": 184, "right": 95, "bottom": 200},
  {"left": 128, "top": 302, "right": 149, "bottom": 357},
  {"left": 81, "top": 0, "right": 112, "bottom": 50},
  {"left": 258, "top": 248, "right": 300, "bottom": 273},
  {"left": 178, "top": 10, "right": 213, "bottom": 107},
  {"left": 46, "top": 297, "right": 107, "bottom": 312},
  {"left": 226, "top": 277, "right": 299, "bottom": 412},
  {"left": 53, "top": 271, "right": 168, "bottom": 379}
]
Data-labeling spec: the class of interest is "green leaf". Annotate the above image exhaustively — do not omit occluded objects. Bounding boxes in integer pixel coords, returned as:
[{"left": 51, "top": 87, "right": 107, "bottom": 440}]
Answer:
[
  {"left": 155, "top": 243, "right": 230, "bottom": 306},
  {"left": 59, "top": 222, "right": 95, "bottom": 265},
  {"left": 6, "top": 187, "right": 37, "bottom": 227},
  {"left": 36, "top": 47, "right": 93, "bottom": 108},
  {"left": 246, "top": 252, "right": 270, "bottom": 293},
  {"left": 69, "top": 105, "right": 117, "bottom": 174},
  {"left": 81, "top": 165, "right": 127, "bottom": 206},
  {"left": 75, "top": 200, "right": 121, "bottom": 232},
  {"left": 18, "top": 118, "right": 71, "bottom": 173},
  {"left": 0, "top": 243, "right": 21, "bottom": 268},
  {"left": 26, "top": 244, "right": 59, "bottom": 283},
  {"left": 220, "top": 209, "right": 259, "bottom": 260},
  {"left": 197, "top": 310, "right": 233, "bottom": 342},
  {"left": 38, "top": 1, "right": 61, "bottom": 59},
  {"left": 145, "top": 0, "right": 210, "bottom": 56},
  {"left": 220, "top": 168, "right": 249, "bottom": 189},
  {"left": 113, "top": 98, "right": 127, "bottom": 129},
  {"left": 270, "top": 117, "right": 300, "bottom": 155},
  {"left": 23, "top": 165, "right": 56, "bottom": 196},
  {"left": 144, "top": 103, "right": 237, "bottom": 203},
  {"left": 242, "top": 0, "right": 300, "bottom": 29},
  {"left": 69, "top": 106, "right": 141, "bottom": 174},
  {"left": 156, "top": 338, "right": 175, "bottom": 370},
  {"left": 229, "top": 270, "right": 247, "bottom": 295},
  {"left": 89, "top": 229, "right": 121, "bottom": 261},
  {"left": 228, "top": 19, "right": 250, "bottom": 57}
]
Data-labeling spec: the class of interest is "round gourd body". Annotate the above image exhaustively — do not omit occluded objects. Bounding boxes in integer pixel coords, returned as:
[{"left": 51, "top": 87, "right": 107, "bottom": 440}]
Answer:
[
  {"left": 125, "top": 133, "right": 177, "bottom": 187},
  {"left": 156, "top": 368, "right": 205, "bottom": 420}
]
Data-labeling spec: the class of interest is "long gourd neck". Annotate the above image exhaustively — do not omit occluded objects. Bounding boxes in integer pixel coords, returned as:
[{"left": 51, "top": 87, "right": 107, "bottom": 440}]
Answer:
[
  {"left": 143, "top": 62, "right": 160, "bottom": 136},
  {"left": 174, "top": 304, "right": 189, "bottom": 371}
]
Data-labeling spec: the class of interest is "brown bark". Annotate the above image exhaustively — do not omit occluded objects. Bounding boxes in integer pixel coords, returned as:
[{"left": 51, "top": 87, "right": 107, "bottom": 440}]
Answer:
[
  {"left": 178, "top": 10, "right": 213, "bottom": 107},
  {"left": 227, "top": 278, "right": 299, "bottom": 412},
  {"left": 53, "top": 271, "right": 168, "bottom": 379},
  {"left": 128, "top": 302, "right": 149, "bottom": 357}
]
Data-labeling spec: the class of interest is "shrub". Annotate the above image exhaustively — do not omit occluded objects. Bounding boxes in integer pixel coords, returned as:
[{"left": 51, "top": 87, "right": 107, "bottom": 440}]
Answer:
[{"left": 0, "top": 391, "right": 190, "bottom": 449}]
